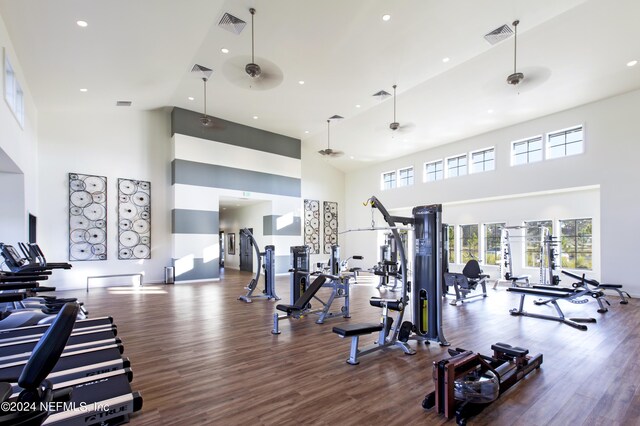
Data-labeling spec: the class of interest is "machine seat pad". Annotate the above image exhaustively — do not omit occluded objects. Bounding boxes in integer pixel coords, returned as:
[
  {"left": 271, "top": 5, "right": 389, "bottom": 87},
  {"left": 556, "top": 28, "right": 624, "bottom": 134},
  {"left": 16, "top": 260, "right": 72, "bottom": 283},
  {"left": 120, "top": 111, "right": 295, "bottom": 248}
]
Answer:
[
  {"left": 509, "top": 275, "right": 530, "bottom": 281},
  {"left": 276, "top": 276, "right": 327, "bottom": 314},
  {"left": 598, "top": 284, "right": 623, "bottom": 289},
  {"left": 332, "top": 323, "right": 383, "bottom": 337},
  {"left": 276, "top": 304, "right": 301, "bottom": 314},
  {"left": 507, "top": 287, "right": 572, "bottom": 298},
  {"left": 492, "top": 342, "right": 529, "bottom": 357}
]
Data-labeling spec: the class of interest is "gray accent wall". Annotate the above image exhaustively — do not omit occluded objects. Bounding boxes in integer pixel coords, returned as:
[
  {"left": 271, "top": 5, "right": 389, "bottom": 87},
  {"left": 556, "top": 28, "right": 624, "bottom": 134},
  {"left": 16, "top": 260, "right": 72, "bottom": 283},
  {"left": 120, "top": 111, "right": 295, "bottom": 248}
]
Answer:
[
  {"left": 171, "top": 258, "right": 219, "bottom": 281},
  {"left": 172, "top": 159, "right": 301, "bottom": 197},
  {"left": 172, "top": 209, "right": 219, "bottom": 234},
  {"left": 171, "top": 107, "right": 301, "bottom": 159},
  {"left": 263, "top": 215, "right": 301, "bottom": 236}
]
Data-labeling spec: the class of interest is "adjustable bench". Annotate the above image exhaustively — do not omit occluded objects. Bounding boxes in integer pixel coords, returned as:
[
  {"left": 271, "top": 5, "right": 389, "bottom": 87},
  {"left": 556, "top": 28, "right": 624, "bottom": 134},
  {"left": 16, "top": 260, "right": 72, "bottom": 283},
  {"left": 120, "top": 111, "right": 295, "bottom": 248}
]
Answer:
[
  {"left": 272, "top": 275, "right": 350, "bottom": 334},
  {"left": 332, "top": 323, "right": 384, "bottom": 365},
  {"left": 507, "top": 287, "right": 597, "bottom": 330},
  {"left": 562, "top": 270, "right": 630, "bottom": 304}
]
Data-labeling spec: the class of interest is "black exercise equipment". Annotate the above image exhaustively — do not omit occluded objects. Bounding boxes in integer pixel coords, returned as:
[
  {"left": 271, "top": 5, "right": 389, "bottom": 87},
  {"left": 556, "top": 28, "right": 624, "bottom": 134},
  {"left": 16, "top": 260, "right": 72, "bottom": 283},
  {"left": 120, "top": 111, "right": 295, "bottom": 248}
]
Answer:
[
  {"left": 333, "top": 197, "right": 448, "bottom": 365},
  {"left": 444, "top": 260, "right": 489, "bottom": 306},
  {"left": 0, "top": 302, "right": 78, "bottom": 426},
  {"left": 272, "top": 263, "right": 351, "bottom": 335},
  {"left": 507, "top": 286, "right": 602, "bottom": 330},
  {"left": 561, "top": 270, "right": 630, "bottom": 304},
  {"left": 289, "top": 246, "right": 310, "bottom": 305},
  {"left": 237, "top": 229, "right": 279, "bottom": 302},
  {"left": 422, "top": 342, "right": 543, "bottom": 425}
]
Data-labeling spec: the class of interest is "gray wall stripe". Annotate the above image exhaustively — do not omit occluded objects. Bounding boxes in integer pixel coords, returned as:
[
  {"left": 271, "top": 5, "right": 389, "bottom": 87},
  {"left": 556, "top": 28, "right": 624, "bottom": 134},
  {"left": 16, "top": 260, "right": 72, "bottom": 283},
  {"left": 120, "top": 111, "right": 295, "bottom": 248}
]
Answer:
[
  {"left": 263, "top": 215, "right": 301, "bottom": 236},
  {"left": 172, "top": 159, "right": 301, "bottom": 198},
  {"left": 171, "top": 107, "right": 301, "bottom": 159},
  {"left": 172, "top": 257, "right": 219, "bottom": 281},
  {"left": 172, "top": 209, "right": 219, "bottom": 234},
  {"left": 275, "top": 255, "right": 290, "bottom": 275}
]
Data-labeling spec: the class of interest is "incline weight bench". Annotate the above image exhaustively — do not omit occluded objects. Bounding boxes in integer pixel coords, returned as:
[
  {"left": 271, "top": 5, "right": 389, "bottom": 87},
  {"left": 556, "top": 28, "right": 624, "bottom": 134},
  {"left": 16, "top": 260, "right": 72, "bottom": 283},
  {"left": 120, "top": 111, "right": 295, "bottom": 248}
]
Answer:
[
  {"left": 507, "top": 286, "right": 600, "bottom": 330},
  {"left": 271, "top": 274, "right": 350, "bottom": 334},
  {"left": 562, "top": 270, "right": 630, "bottom": 304}
]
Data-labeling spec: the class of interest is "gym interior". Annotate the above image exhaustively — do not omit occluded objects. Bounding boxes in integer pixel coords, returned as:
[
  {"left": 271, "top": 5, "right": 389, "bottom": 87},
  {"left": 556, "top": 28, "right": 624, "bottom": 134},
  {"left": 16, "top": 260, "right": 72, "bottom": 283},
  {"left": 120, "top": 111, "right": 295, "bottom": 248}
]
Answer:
[{"left": 1, "top": 1, "right": 639, "bottom": 425}]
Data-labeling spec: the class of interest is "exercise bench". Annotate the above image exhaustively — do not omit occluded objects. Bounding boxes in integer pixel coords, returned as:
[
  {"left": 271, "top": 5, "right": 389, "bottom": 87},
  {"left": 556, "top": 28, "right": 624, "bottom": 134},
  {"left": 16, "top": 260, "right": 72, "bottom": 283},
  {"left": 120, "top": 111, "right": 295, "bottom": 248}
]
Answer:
[{"left": 507, "top": 287, "right": 599, "bottom": 330}]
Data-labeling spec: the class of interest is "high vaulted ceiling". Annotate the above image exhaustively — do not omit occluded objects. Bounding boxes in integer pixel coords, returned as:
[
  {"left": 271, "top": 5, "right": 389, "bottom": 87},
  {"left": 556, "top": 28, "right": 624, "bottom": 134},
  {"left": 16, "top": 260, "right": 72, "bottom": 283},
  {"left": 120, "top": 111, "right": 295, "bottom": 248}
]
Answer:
[{"left": 1, "top": 0, "right": 639, "bottom": 172}]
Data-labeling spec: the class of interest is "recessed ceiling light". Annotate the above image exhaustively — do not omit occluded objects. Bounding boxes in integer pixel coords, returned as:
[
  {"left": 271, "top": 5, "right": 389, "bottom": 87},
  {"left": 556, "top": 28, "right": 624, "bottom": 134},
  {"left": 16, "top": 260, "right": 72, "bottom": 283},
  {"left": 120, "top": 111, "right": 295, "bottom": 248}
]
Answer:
[
  {"left": 221, "top": 48, "right": 229, "bottom": 54},
  {"left": 76, "top": 20, "right": 88, "bottom": 27},
  {"left": 349, "top": 156, "right": 355, "bottom": 160},
  {"left": 298, "top": 80, "right": 305, "bottom": 85},
  {"left": 382, "top": 14, "right": 391, "bottom": 21},
  {"left": 188, "top": 96, "right": 194, "bottom": 101},
  {"left": 355, "top": 104, "right": 361, "bottom": 108},
  {"left": 442, "top": 57, "right": 450, "bottom": 63},
  {"left": 487, "top": 109, "right": 494, "bottom": 114},
  {"left": 80, "top": 88, "right": 88, "bottom": 92},
  {"left": 253, "top": 116, "right": 258, "bottom": 119},
  {"left": 304, "top": 130, "right": 309, "bottom": 134},
  {"left": 627, "top": 60, "right": 638, "bottom": 67}
]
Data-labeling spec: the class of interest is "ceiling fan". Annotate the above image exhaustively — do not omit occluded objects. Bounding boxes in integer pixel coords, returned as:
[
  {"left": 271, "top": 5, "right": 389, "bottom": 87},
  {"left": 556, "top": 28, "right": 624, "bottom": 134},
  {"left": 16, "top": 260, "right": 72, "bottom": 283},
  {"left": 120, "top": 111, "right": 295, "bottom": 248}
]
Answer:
[
  {"left": 222, "top": 8, "right": 283, "bottom": 90},
  {"left": 318, "top": 115, "right": 344, "bottom": 157},
  {"left": 387, "top": 84, "right": 415, "bottom": 133},
  {"left": 245, "top": 8, "right": 261, "bottom": 78},
  {"left": 191, "top": 64, "right": 214, "bottom": 126},
  {"left": 507, "top": 20, "right": 524, "bottom": 85}
]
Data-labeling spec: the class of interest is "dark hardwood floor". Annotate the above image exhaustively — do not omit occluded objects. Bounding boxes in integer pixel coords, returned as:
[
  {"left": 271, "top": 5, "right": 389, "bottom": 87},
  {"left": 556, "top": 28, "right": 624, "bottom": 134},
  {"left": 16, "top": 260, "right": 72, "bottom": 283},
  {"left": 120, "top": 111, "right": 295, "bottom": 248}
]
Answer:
[{"left": 62, "top": 269, "right": 639, "bottom": 425}]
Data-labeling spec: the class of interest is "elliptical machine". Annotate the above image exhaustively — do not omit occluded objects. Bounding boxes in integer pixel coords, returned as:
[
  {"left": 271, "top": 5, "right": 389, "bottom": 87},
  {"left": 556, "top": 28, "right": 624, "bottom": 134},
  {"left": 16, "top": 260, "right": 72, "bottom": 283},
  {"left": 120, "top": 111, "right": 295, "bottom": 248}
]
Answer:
[{"left": 237, "top": 228, "right": 280, "bottom": 303}]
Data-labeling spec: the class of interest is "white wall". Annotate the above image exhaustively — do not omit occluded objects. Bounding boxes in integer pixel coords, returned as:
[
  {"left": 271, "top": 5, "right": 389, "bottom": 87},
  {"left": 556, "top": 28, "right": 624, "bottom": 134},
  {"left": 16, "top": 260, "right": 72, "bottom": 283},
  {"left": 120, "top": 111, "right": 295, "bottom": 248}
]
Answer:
[
  {"left": 300, "top": 144, "right": 348, "bottom": 267},
  {"left": 345, "top": 89, "right": 640, "bottom": 295},
  {"left": 37, "top": 109, "right": 172, "bottom": 289},
  {"left": 0, "top": 13, "right": 38, "bottom": 241}
]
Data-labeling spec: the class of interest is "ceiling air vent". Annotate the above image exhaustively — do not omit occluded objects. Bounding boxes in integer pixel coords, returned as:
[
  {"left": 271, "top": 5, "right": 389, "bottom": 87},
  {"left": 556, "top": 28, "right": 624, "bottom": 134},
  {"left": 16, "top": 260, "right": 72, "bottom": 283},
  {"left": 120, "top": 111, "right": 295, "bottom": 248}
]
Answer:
[
  {"left": 372, "top": 90, "right": 391, "bottom": 100},
  {"left": 218, "top": 12, "right": 246, "bottom": 35},
  {"left": 116, "top": 101, "right": 132, "bottom": 107},
  {"left": 484, "top": 24, "right": 514, "bottom": 45}
]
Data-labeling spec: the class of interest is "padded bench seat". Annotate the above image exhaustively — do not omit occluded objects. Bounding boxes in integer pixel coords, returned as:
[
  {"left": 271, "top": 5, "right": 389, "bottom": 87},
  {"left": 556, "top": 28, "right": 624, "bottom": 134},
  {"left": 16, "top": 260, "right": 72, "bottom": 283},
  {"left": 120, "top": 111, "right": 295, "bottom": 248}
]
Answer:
[
  {"left": 332, "top": 323, "right": 383, "bottom": 337},
  {"left": 492, "top": 342, "right": 528, "bottom": 357},
  {"left": 275, "top": 304, "right": 302, "bottom": 314},
  {"left": 507, "top": 287, "right": 571, "bottom": 298}
]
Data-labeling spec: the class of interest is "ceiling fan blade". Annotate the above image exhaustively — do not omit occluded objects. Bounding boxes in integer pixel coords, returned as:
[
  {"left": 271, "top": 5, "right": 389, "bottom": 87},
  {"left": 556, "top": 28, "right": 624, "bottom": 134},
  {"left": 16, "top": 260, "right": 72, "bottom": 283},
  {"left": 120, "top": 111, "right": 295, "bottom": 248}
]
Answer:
[{"left": 222, "top": 56, "right": 283, "bottom": 90}]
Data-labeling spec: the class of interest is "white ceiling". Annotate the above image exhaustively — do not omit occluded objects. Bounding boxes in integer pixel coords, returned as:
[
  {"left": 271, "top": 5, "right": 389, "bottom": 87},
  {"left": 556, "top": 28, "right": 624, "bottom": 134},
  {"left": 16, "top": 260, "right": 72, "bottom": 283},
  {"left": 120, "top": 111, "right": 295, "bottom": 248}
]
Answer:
[{"left": 1, "top": 0, "right": 639, "bottom": 172}]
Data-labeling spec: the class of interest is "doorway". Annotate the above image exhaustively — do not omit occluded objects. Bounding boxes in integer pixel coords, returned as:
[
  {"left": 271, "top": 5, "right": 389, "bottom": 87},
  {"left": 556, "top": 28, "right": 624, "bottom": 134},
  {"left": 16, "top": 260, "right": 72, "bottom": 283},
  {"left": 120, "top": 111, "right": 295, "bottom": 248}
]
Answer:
[
  {"left": 219, "top": 230, "right": 225, "bottom": 268},
  {"left": 239, "top": 227, "right": 253, "bottom": 272}
]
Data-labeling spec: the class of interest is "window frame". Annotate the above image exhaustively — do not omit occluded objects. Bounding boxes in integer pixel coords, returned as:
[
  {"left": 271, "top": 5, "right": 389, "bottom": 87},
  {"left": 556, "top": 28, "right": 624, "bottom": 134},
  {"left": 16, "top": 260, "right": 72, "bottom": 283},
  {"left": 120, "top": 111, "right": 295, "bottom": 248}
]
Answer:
[
  {"left": 380, "top": 170, "right": 397, "bottom": 190},
  {"left": 483, "top": 222, "right": 505, "bottom": 266},
  {"left": 511, "top": 135, "right": 543, "bottom": 166},
  {"left": 546, "top": 124, "right": 584, "bottom": 160},
  {"left": 423, "top": 159, "right": 444, "bottom": 183},
  {"left": 559, "top": 217, "right": 593, "bottom": 271},
  {"left": 3, "top": 49, "right": 24, "bottom": 128},
  {"left": 397, "top": 166, "right": 414, "bottom": 188},
  {"left": 445, "top": 154, "right": 468, "bottom": 179},
  {"left": 459, "top": 224, "right": 479, "bottom": 264},
  {"left": 469, "top": 146, "right": 496, "bottom": 174}
]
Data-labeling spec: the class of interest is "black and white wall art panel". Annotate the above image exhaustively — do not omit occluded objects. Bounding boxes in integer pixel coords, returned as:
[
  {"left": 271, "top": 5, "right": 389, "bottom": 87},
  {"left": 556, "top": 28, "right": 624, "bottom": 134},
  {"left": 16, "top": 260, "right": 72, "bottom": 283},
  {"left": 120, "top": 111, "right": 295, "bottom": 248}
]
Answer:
[
  {"left": 69, "top": 173, "right": 107, "bottom": 261},
  {"left": 118, "top": 178, "right": 151, "bottom": 259},
  {"left": 323, "top": 201, "right": 338, "bottom": 254},
  {"left": 304, "top": 199, "right": 320, "bottom": 254}
]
